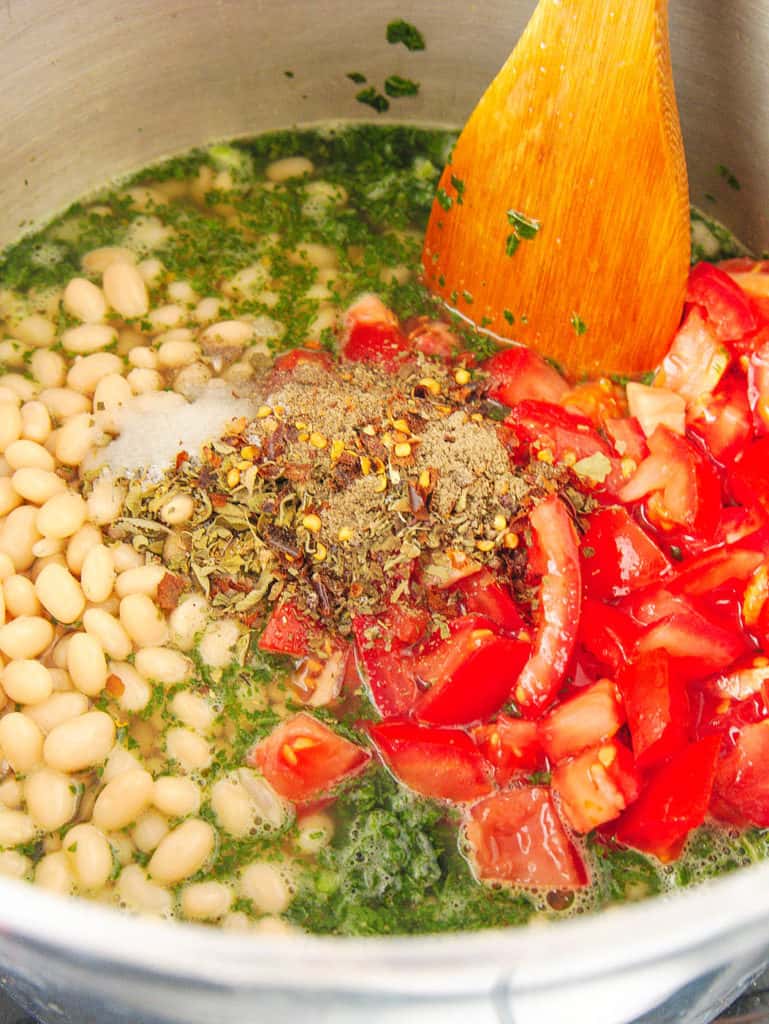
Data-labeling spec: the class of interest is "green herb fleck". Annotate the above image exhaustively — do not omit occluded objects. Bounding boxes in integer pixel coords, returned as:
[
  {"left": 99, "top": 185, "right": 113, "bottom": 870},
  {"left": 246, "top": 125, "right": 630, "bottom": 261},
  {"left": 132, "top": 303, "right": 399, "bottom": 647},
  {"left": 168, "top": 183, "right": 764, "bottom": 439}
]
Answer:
[
  {"left": 384, "top": 75, "right": 420, "bottom": 98},
  {"left": 386, "top": 19, "right": 426, "bottom": 51},
  {"left": 503, "top": 309, "right": 515, "bottom": 326},
  {"left": 356, "top": 87, "right": 390, "bottom": 114},
  {"left": 449, "top": 175, "right": 465, "bottom": 205},
  {"left": 581, "top": 546, "right": 596, "bottom": 559},
  {"left": 284, "top": 70, "right": 295, "bottom": 78},
  {"left": 435, "top": 188, "right": 453, "bottom": 212},
  {"left": 505, "top": 234, "right": 520, "bottom": 258},
  {"left": 462, "top": 290, "right": 473, "bottom": 305},
  {"left": 570, "top": 312, "right": 588, "bottom": 336},
  {"left": 718, "top": 164, "right": 741, "bottom": 191},
  {"left": 669, "top": 545, "right": 684, "bottom": 562},
  {"left": 347, "top": 72, "right": 367, "bottom": 84},
  {"left": 506, "top": 209, "right": 541, "bottom": 240}
]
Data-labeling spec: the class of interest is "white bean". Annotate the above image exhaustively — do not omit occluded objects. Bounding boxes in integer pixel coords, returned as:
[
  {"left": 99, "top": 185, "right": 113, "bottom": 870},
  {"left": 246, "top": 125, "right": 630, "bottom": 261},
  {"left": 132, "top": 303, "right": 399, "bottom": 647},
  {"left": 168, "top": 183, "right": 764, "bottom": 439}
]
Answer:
[
  {"left": 102, "top": 261, "right": 149, "bottom": 318},
  {"left": 25, "top": 691, "right": 88, "bottom": 733},
  {"left": 296, "top": 812, "right": 334, "bottom": 855},
  {"left": 83, "top": 607, "right": 133, "bottom": 660},
  {"left": 147, "top": 305, "right": 184, "bottom": 330},
  {"left": 198, "top": 618, "right": 240, "bottom": 668},
  {"left": 152, "top": 775, "right": 201, "bottom": 818},
  {"left": 5, "top": 439, "right": 54, "bottom": 471},
  {"left": 120, "top": 594, "right": 168, "bottom": 647},
  {"left": 0, "top": 712, "right": 43, "bottom": 771},
  {"left": 86, "top": 474, "right": 125, "bottom": 526},
  {"left": 20, "top": 401, "right": 51, "bottom": 444},
  {"left": 48, "top": 667, "right": 73, "bottom": 692},
  {"left": 110, "top": 543, "right": 143, "bottom": 573},
  {"left": 102, "top": 744, "right": 142, "bottom": 782},
  {"left": 30, "top": 350, "right": 66, "bottom": 389},
  {"left": 165, "top": 727, "right": 211, "bottom": 772},
  {"left": 4, "top": 574, "right": 39, "bottom": 617},
  {"left": 128, "top": 346, "right": 157, "bottom": 370},
  {"left": 55, "top": 412, "right": 96, "bottom": 466},
  {"left": 14, "top": 315, "right": 55, "bottom": 348},
  {"left": 43, "top": 710, "right": 116, "bottom": 772},
  {"left": 92, "top": 373, "right": 131, "bottom": 415},
  {"left": 93, "top": 768, "right": 154, "bottom": 831},
  {"left": 66, "top": 524, "right": 102, "bottom": 575},
  {"left": 35, "top": 851, "right": 72, "bottom": 894},
  {"left": 35, "top": 563, "right": 85, "bottom": 624},
  {"left": 168, "top": 594, "right": 208, "bottom": 650},
  {"left": 182, "top": 881, "right": 232, "bottom": 921},
  {"left": 131, "top": 810, "right": 169, "bottom": 853},
  {"left": 63, "top": 823, "right": 112, "bottom": 891},
  {"left": 80, "top": 544, "right": 115, "bottom": 603},
  {"left": 134, "top": 647, "right": 191, "bottom": 686},
  {"left": 148, "top": 819, "right": 214, "bottom": 885},
  {"left": 266, "top": 156, "right": 314, "bottom": 182},
  {"left": 0, "top": 401, "right": 22, "bottom": 453},
  {"left": 157, "top": 339, "right": 199, "bottom": 369},
  {"left": 0, "top": 850, "right": 30, "bottom": 879},
  {"left": 126, "top": 367, "right": 162, "bottom": 394},
  {"left": 24, "top": 768, "right": 78, "bottom": 830},
  {"left": 115, "top": 564, "right": 165, "bottom": 599},
  {"left": 211, "top": 777, "right": 253, "bottom": 838},
  {"left": 2, "top": 660, "right": 53, "bottom": 705},
  {"left": 36, "top": 491, "right": 88, "bottom": 539},
  {"left": 82, "top": 246, "right": 135, "bottom": 274},
  {"left": 171, "top": 690, "right": 214, "bottom": 732},
  {"left": 12, "top": 467, "right": 66, "bottom": 505},
  {"left": 0, "top": 779, "right": 22, "bottom": 809},
  {"left": 158, "top": 493, "right": 194, "bottom": 525},
  {"left": 67, "top": 352, "right": 123, "bottom": 395},
  {"left": 0, "top": 375, "right": 38, "bottom": 402},
  {"left": 61, "top": 324, "right": 117, "bottom": 355},
  {"left": 108, "top": 661, "right": 151, "bottom": 712},
  {"left": 0, "top": 616, "right": 53, "bottom": 659},
  {"left": 63, "top": 278, "right": 107, "bottom": 323},
  {"left": 117, "top": 864, "right": 171, "bottom": 915},
  {"left": 239, "top": 862, "right": 291, "bottom": 914},
  {"left": 39, "top": 387, "right": 91, "bottom": 419},
  {"left": 66, "top": 632, "right": 107, "bottom": 696},
  {"left": 0, "top": 554, "right": 14, "bottom": 583},
  {"left": 0, "top": 506, "right": 41, "bottom": 571},
  {"left": 0, "top": 479, "right": 21, "bottom": 517}
]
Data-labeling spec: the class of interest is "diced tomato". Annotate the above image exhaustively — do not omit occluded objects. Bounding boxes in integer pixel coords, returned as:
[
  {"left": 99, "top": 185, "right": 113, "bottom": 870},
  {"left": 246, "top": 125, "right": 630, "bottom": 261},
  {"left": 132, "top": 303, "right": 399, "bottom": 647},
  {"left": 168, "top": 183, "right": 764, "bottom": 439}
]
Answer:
[
  {"left": 604, "top": 416, "right": 648, "bottom": 464},
  {"left": 538, "top": 678, "right": 624, "bottom": 764},
  {"left": 619, "top": 425, "right": 722, "bottom": 540},
  {"left": 618, "top": 650, "right": 689, "bottom": 768},
  {"left": 271, "top": 348, "right": 335, "bottom": 375},
  {"left": 578, "top": 599, "right": 638, "bottom": 676},
  {"left": 368, "top": 721, "right": 492, "bottom": 803},
  {"left": 378, "top": 604, "right": 430, "bottom": 646},
  {"left": 472, "top": 715, "right": 543, "bottom": 786},
  {"left": 667, "top": 529, "right": 768, "bottom": 598},
  {"left": 515, "top": 496, "right": 582, "bottom": 714},
  {"left": 626, "top": 382, "right": 686, "bottom": 438},
  {"left": 407, "top": 319, "right": 458, "bottom": 359},
  {"left": 259, "top": 601, "right": 320, "bottom": 658},
  {"left": 705, "top": 658, "right": 769, "bottom": 702},
  {"left": 713, "top": 719, "right": 769, "bottom": 827},
  {"left": 561, "top": 379, "right": 623, "bottom": 426},
  {"left": 657, "top": 307, "right": 730, "bottom": 405},
  {"left": 685, "top": 262, "right": 758, "bottom": 346},
  {"left": 612, "top": 734, "right": 722, "bottom": 861},
  {"left": 729, "top": 436, "right": 769, "bottom": 518},
  {"left": 248, "top": 712, "right": 370, "bottom": 803},
  {"left": 342, "top": 295, "right": 410, "bottom": 370},
  {"left": 484, "top": 346, "right": 568, "bottom": 407},
  {"left": 687, "top": 369, "right": 752, "bottom": 465},
  {"left": 465, "top": 787, "right": 587, "bottom": 889},
  {"left": 580, "top": 506, "right": 670, "bottom": 601},
  {"left": 552, "top": 739, "right": 641, "bottom": 833},
  {"left": 455, "top": 569, "right": 525, "bottom": 633},
  {"left": 414, "top": 616, "right": 530, "bottom": 726},
  {"left": 747, "top": 338, "right": 769, "bottom": 434},
  {"left": 637, "top": 605, "right": 749, "bottom": 680},
  {"left": 353, "top": 615, "right": 418, "bottom": 718}
]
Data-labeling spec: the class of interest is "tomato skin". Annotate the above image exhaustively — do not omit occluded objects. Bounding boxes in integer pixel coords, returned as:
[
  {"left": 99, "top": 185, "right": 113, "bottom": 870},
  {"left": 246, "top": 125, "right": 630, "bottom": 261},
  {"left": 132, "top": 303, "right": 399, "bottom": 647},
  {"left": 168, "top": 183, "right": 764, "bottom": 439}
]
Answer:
[
  {"left": 516, "top": 496, "right": 582, "bottom": 714},
  {"left": 612, "top": 735, "right": 722, "bottom": 861},
  {"left": 378, "top": 604, "right": 430, "bottom": 646},
  {"left": 686, "top": 262, "right": 758, "bottom": 346},
  {"left": 687, "top": 369, "right": 752, "bottom": 465},
  {"left": 538, "top": 678, "right": 625, "bottom": 764},
  {"left": 455, "top": 569, "right": 525, "bottom": 633},
  {"left": 637, "top": 605, "right": 749, "bottom": 680},
  {"left": 465, "top": 787, "right": 587, "bottom": 889},
  {"left": 248, "top": 712, "right": 370, "bottom": 803},
  {"left": 712, "top": 720, "right": 769, "bottom": 826},
  {"left": 407, "top": 319, "right": 458, "bottom": 359},
  {"left": 271, "top": 348, "right": 335, "bottom": 375},
  {"left": 618, "top": 650, "right": 689, "bottom": 768},
  {"left": 667, "top": 528, "right": 769, "bottom": 598},
  {"left": 578, "top": 599, "right": 638, "bottom": 676},
  {"left": 343, "top": 321, "right": 411, "bottom": 370},
  {"left": 484, "top": 346, "right": 568, "bottom": 406},
  {"left": 472, "top": 715, "right": 543, "bottom": 786},
  {"left": 580, "top": 506, "right": 671, "bottom": 601},
  {"left": 352, "top": 615, "right": 418, "bottom": 718},
  {"left": 259, "top": 601, "right": 319, "bottom": 657},
  {"left": 368, "top": 721, "right": 493, "bottom": 803},
  {"left": 552, "top": 739, "right": 641, "bottom": 833},
  {"left": 605, "top": 416, "right": 648, "bottom": 464},
  {"left": 417, "top": 635, "right": 531, "bottom": 727},
  {"left": 729, "top": 436, "right": 769, "bottom": 518}
]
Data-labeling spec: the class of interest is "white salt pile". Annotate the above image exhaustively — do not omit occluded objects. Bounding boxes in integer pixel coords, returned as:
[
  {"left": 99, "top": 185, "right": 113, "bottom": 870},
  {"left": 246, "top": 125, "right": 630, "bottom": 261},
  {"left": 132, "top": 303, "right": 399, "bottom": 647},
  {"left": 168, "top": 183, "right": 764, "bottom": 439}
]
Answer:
[{"left": 98, "top": 383, "right": 253, "bottom": 482}]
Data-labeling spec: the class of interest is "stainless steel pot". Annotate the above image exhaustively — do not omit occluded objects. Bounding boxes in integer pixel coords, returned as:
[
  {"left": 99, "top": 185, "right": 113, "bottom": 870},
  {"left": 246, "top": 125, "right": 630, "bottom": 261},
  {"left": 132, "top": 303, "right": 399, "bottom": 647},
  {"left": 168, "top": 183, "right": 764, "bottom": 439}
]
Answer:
[{"left": 1, "top": 2, "right": 769, "bottom": 1022}]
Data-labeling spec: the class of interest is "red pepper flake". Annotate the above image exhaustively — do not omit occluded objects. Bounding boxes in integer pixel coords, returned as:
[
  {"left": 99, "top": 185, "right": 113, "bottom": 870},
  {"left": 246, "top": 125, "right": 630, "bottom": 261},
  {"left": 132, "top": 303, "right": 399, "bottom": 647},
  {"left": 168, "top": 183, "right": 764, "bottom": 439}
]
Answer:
[
  {"left": 175, "top": 450, "right": 189, "bottom": 471},
  {"left": 157, "top": 572, "right": 187, "bottom": 611},
  {"left": 105, "top": 673, "right": 125, "bottom": 697},
  {"left": 211, "top": 493, "right": 227, "bottom": 508}
]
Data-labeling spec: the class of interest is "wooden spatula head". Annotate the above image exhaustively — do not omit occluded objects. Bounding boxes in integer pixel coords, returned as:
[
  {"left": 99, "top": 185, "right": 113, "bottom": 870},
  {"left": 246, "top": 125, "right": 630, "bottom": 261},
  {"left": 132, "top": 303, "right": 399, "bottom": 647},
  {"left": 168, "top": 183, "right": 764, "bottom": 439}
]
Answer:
[{"left": 422, "top": 0, "right": 690, "bottom": 376}]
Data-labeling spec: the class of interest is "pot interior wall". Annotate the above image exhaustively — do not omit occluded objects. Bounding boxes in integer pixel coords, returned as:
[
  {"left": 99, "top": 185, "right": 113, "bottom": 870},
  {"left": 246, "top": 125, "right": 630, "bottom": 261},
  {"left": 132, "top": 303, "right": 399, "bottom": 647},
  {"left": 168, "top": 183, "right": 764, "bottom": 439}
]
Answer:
[{"left": 1, "top": 0, "right": 768, "bottom": 253}]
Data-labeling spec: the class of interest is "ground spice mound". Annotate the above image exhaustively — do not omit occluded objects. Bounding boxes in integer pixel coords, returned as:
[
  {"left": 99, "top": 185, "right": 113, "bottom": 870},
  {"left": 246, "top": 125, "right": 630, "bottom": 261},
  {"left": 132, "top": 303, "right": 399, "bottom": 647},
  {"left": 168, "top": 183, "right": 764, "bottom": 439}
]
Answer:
[{"left": 112, "top": 353, "right": 580, "bottom": 635}]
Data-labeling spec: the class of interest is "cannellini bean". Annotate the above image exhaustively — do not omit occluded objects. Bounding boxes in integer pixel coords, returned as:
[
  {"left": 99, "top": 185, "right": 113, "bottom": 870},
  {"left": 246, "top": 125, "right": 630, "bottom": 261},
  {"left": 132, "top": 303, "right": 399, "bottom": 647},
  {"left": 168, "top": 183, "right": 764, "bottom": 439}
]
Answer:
[
  {"left": 132, "top": 810, "right": 169, "bottom": 853},
  {"left": 120, "top": 594, "right": 168, "bottom": 647},
  {"left": 66, "top": 632, "right": 107, "bottom": 696},
  {"left": 181, "top": 881, "right": 232, "bottom": 921},
  {"left": 194, "top": 297, "right": 220, "bottom": 323},
  {"left": 157, "top": 339, "right": 199, "bottom": 369},
  {"left": 210, "top": 777, "right": 253, "bottom": 838},
  {"left": 148, "top": 819, "right": 214, "bottom": 885},
  {"left": 5, "top": 439, "right": 55, "bottom": 471},
  {"left": 49, "top": 632, "right": 73, "bottom": 669},
  {"left": 20, "top": 401, "right": 51, "bottom": 443},
  {"left": 83, "top": 607, "right": 133, "bottom": 660},
  {"left": 82, "top": 246, "right": 135, "bottom": 274},
  {"left": 43, "top": 710, "right": 116, "bottom": 772},
  {"left": 102, "top": 744, "right": 142, "bottom": 782},
  {"left": 48, "top": 667, "right": 73, "bottom": 692},
  {"left": 0, "top": 851, "right": 30, "bottom": 879},
  {"left": 158, "top": 493, "right": 194, "bottom": 525},
  {"left": 24, "top": 768, "right": 78, "bottom": 830},
  {"left": 0, "top": 401, "right": 22, "bottom": 453},
  {"left": 0, "top": 712, "right": 43, "bottom": 771},
  {"left": 35, "top": 851, "right": 73, "bottom": 894},
  {"left": 92, "top": 373, "right": 132, "bottom": 415},
  {"left": 4, "top": 574, "right": 40, "bottom": 617},
  {"left": 36, "top": 491, "right": 88, "bottom": 539},
  {"left": 86, "top": 474, "right": 125, "bottom": 525},
  {"left": 25, "top": 691, "right": 88, "bottom": 733},
  {"left": 92, "top": 768, "right": 154, "bottom": 831},
  {"left": 147, "top": 305, "right": 184, "bottom": 330},
  {"left": 66, "top": 524, "right": 102, "bottom": 575},
  {"left": 168, "top": 594, "right": 208, "bottom": 651},
  {"left": 152, "top": 776, "right": 201, "bottom": 818},
  {"left": 296, "top": 812, "right": 334, "bottom": 855},
  {"left": 12, "top": 467, "right": 66, "bottom": 505},
  {"left": 115, "top": 564, "right": 165, "bottom": 599},
  {"left": 239, "top": 862, "right": 291, "bottom": 914},
  {"left": 137, "top": 257, "right": 164, "bottom": 285},
  {"left": 173, "top": 361, "right": 212, "bottom": 398},
  {"left": 61, "top": 324, "right": 117, "bottom": 355},
  {"left": 0, "top": 375, "right": 38, "bottom": 402},
  {"left": 108, "top": 661, "right": 151, "bottom": 712},
  {"left": 198, "top": 618, "right": 240, "bottom": 668},
  {"left": 134, "top": 647, "right": 191, "bottom": 686},
  {"left": 0, "top": 778, "right": 22, "bottom": 809},
  {"left": 14, "top": 315, "right": 55, "bottom": 349},
  {"left": 102, "top": 261, "right": 149, "bottom": 318},
  {"left": 171, "top": 690, "right": 214, "bottom": 732},
  {"left": 126, "top": 367, "right": 162, "bottom": 394},
  {"left": 35, "top": 563, "right": 85, "bottom": 624},
  {"left": 80, "top": 545, "right": 115, "bottom": 603},
  {"left": 63, "top": 278, "right": 107, "bottom": 322},
  {"left": 128, "top": 346, "right": 157, "bottom": 370},
  {"left": 0, "top": 616, "right": 53, "bottom": 659},
  {"left": 0, "top": 341, "right": 32, "bottom": 370},
  {"left": 2, "top": 660, "right": 53, "bottom": 705},
  {"left": 63, "top": 823, "right": 112, "bottom": 890},
  {"left": 67, "top": 352, "right": 123, "bottom": 395},
  {"left": 38, "top": 387, "right": 91, "bottom": 419},
  {"left": 0, "top": 479, "right": 22, "bottom": 517},
  {"left": 55, "top": 412, "right": 96, "bottom": 466},
  {"left": 117, "top": 864, "right": 171, "bottom": 916},
  {"left": 0, "top": 554, "right": 14, "bottom": 582},
  {"left": 266, "top": 156, "right": 314, "bottom": 181},
  {"left": 110, "top": 543, "right": 143, "bottom": 572},
  {"left": 200, "top": 320, "right": 253, "bottom": 351},
  {"left": 165, "top": 727, "right": 211, "bottom": 772},
  {"left": 0, "top": 506, "right": 41, "bottom": 571},
  {"left": 30, "top": 350, "right": 66, "bottom": 389}
]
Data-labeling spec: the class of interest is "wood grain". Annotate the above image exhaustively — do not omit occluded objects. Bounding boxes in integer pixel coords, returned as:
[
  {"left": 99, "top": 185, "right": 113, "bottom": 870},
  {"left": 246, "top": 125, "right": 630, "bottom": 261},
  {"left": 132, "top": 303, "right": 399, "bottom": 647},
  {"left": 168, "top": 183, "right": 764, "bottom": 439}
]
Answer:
[{"left": 422, "top": 0, "right": 691, "bottom": 376}]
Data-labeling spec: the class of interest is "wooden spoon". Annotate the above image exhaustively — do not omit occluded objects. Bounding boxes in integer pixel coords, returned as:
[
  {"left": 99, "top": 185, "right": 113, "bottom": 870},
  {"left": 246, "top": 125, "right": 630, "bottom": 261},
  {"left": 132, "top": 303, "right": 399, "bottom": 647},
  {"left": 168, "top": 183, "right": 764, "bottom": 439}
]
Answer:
[{"left": 422, "top": 0, "right": 690, "bottom": 376}]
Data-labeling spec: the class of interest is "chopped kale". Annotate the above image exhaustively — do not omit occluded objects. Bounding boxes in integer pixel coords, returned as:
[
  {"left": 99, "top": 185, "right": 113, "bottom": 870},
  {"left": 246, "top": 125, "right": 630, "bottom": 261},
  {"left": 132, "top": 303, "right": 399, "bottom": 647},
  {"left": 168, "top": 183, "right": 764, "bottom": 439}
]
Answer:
[
  {"left": 356, "top": 87, "right": 390, "bottom": 113},
  {"left": 384, "top": 75, "right": 420, "bottom": 98},
  {"left": 347, "top": 71, "right": 367, "bottom": 84},
  {"left": 386, "top": 19, "right": 426, "bottom": 51}
]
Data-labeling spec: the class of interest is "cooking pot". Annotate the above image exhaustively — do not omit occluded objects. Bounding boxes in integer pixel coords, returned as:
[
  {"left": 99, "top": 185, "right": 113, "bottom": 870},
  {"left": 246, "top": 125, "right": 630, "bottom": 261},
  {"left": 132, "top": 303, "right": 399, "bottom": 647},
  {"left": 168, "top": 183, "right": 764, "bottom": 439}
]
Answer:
[{"left": 1, "top": 2, "right": 769, "bottom": 1022}]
